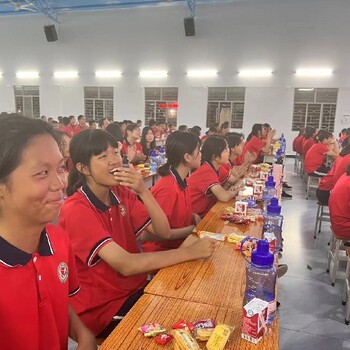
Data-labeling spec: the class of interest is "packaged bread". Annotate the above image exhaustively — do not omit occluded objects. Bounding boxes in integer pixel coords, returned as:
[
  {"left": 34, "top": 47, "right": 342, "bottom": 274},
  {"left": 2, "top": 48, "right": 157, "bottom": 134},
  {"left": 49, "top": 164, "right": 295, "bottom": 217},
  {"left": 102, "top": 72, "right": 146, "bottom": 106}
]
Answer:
[
  {"left": 173, "top": 329, "right": 200, "bottom": 350},
  {"left": 206, "top": 324, "right": 234, "bottom": 350}
]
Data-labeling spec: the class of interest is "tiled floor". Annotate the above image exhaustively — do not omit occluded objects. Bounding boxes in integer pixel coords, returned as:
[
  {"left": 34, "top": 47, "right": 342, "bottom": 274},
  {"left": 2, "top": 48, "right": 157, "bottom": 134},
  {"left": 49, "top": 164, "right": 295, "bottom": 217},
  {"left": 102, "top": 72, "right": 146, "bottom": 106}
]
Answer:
[{"left": 279, "top": 160, "right": 350, "bottom": 349}]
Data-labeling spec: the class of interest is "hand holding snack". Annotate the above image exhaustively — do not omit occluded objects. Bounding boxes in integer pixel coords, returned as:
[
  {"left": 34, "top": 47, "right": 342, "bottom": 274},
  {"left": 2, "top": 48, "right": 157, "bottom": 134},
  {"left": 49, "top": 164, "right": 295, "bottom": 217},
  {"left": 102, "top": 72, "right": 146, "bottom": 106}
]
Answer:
[{"left": 113, "top": 164, "right": 148, "bottom": 194}]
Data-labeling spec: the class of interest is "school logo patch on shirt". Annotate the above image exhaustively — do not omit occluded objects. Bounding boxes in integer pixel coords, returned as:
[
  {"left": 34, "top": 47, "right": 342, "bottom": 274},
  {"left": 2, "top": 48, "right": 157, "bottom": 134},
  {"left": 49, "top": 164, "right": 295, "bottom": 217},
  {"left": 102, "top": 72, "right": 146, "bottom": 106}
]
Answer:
[
  {"left": 57, "top": 262, "right": 69, "bottom": 283},
  {"left": 120, "top": 204, "right": 127, "bottom": 217}
]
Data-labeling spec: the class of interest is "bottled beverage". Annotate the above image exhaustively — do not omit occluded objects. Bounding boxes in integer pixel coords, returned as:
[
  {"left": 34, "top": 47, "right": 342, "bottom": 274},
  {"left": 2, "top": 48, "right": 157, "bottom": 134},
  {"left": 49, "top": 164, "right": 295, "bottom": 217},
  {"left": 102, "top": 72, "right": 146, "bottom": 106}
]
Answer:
[
  {"left": 158, "top": 146, "right": 166, "bottom": 165},
  {"left": 262, "top": 176, "right": 276, "bottom": 212},
  {"left": 279, "top": 134, "right": 286, "bottom": 154},
  {"left": 243, "top": 240, "right": 277, "bottom": 325},
  {"left": 263, "top": 197, "right": 284, "bottom": 253},
  {"left": 149, "top": 149, "right": 158, "bottom": 173}
]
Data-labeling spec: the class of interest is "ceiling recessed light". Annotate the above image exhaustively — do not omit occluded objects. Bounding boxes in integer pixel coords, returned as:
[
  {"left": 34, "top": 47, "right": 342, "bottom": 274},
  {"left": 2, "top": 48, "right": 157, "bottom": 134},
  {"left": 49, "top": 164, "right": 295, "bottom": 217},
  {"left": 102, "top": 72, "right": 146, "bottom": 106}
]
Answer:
[
  {"left": 16, "top": 71, "right": 39, "bottom": 78},
  {"left": 295, "top": 69, "right": 333, "bottom": 77}
]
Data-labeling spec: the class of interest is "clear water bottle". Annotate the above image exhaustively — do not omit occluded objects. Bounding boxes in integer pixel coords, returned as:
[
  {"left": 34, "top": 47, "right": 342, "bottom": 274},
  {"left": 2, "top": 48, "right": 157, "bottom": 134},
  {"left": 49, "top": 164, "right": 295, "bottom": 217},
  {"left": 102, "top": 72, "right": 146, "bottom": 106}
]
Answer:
[
  {"left": 279, "top": 134, "right": 286, "bottom": 154},
  {"left": 243, "top": 239, "right": 277, "bottom": 325},
  {"left": 159, "top": 146, "right": 166, "bottom": 166},
  {"left": 263, "top": 197, "right": 284, "bottom": 253},
  {"left": 149, "top": 149, "right": 158, "bottom": 173},
  {"left": 262, "top": 176, "right": 276, "bottom": 212}
]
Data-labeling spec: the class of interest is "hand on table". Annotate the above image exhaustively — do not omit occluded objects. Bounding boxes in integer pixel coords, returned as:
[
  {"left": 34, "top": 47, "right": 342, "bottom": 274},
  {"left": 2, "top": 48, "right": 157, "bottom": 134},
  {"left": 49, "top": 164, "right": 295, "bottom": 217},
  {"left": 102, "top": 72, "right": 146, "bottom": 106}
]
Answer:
[
  {"left": 192, "top": 213, "right": 201, "bottom": 225},
  {"left": 188, "top": 238, "right": 217, "bottom": 259}
]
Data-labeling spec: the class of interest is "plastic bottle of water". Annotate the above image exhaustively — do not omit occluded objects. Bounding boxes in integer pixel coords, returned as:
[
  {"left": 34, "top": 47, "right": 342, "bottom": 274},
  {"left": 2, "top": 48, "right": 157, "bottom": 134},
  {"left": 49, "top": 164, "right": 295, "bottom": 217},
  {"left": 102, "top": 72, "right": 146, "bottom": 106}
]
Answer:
[
  {"left": 262, "top": 176, "right": 276, "bottom": 212},
  {"left": 263, "top": 197, "right": 284, "bottom": 253},
  {"left": 149, "top": 149, "right": 158, "bottom": 173},
  {"left": 158, "top": 146, "right": 166, "bottom": 166},
  {"left": 279, "top": 134, "right": 286, "bottom": 154},
  {"left": 243, "top": 239, "right": 277, "bottom": 325}
]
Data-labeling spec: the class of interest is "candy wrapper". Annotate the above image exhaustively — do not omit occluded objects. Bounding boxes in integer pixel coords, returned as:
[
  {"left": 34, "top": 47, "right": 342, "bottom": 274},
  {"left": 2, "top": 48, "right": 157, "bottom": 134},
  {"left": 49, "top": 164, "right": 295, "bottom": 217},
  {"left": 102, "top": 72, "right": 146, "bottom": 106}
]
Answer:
[
  {"left": 193, "top": 319, "right": 216, "bottom": 330},
  {"left": 139, "top": 323, "right": 166, "bottom": 337},
  {"left": 198, "top": 231, "right": 225, "bottom": 241},
  {"left": 155, "top": 333, "right": 173, "bottom": 345},
  {"left": 234, "top": 201, "right": 248, "bottom": 215},
  {"left": 172, "top": 319, "right": 195, "bottom": 333},
  {"left": 220, "top": 214, "right": 251, "bottom": 225}
]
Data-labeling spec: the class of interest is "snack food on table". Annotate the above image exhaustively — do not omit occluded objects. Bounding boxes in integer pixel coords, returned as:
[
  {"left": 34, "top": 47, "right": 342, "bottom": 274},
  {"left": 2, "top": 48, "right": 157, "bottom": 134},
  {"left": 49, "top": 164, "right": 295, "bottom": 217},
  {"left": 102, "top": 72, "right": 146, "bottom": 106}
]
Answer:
[
  {"left": 196, "top": 328, "right": 215, "bottom": 341},
  {"left": 226, "top": 232, "right": 247, "bottom": 244},
  {"left": 138, "top": 322, "right": 166, "bottom": 337},
  {"left": 172, "top": 319, "right": 195, "bottom": 333},
  {"left": 197, "top": 231, "right": 225, "bottom": 241},
  {"left": 173, "top": 329, "right": 201, "bottom": 350},
  {"left": 206, "top": 324, "right": 234, "bottom": 350},
  {"left": 155, "top": 333, "right": 173, "bottom": 345},
  {"left": 225, "top": 206, "right": 235, "bottom": 213},
  {"left": 193, "top": 319, "right": 216, "bottom": 330}
]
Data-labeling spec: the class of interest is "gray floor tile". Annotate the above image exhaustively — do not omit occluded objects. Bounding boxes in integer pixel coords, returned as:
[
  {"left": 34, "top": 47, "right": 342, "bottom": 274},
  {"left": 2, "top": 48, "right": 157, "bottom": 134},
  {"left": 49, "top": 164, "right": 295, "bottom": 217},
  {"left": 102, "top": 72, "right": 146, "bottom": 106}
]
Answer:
[{"left": 278, "top": 161, "right": 350, "bottom": 348}]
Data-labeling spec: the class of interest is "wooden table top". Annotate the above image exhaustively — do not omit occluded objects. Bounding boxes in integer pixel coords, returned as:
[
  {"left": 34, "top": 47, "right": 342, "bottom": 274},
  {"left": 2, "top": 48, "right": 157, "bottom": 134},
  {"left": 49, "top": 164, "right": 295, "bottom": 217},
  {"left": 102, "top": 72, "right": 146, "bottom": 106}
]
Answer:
[
  {"left": 144, "top": 200, "right": 264, "bottom": 308},
  {"left": 101, "top": 200, "right": 278, "bottom": 349},
  {"left": 99, "top": 294, "right": 278, "bottom": 350}
]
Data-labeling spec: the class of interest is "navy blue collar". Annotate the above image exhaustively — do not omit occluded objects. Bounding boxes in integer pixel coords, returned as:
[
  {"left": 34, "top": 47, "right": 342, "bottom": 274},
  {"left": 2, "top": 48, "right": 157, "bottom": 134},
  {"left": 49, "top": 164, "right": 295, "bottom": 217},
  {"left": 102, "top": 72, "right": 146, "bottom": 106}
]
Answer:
[
  {"left": 170, "top": 166, "right": 187, "bottom": 190},
  {"left": 81, "top": 184, "right": 120, "bottom": 212},
  {"left": 206, "top": 161, "right": 219, "bottom": 176},
  {"left": 0, "top": 228, "right": 53, "bottom": 267}
]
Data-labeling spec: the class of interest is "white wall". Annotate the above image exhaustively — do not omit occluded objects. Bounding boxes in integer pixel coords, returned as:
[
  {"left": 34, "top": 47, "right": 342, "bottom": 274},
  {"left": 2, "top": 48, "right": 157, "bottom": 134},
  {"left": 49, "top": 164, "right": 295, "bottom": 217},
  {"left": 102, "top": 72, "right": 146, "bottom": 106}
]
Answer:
[{"left": 1, "top": 0, "right": 350, "bottom": 153}]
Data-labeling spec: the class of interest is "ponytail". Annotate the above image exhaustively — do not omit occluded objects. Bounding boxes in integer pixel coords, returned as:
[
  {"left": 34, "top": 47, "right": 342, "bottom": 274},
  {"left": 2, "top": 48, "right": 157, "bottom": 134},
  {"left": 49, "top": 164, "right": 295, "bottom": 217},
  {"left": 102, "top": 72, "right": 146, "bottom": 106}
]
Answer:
[
  {"left": 158, "top": 162, "right": 171, "bottom": 177},
  {"left": 66, "top": 166, "right": 85, "bottom": 197}
]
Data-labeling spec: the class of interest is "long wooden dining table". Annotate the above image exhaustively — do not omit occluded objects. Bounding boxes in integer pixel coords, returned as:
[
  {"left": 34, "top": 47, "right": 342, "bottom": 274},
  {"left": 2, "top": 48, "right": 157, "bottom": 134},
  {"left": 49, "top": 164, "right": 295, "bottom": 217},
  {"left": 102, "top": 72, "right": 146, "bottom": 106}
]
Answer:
[{"left": 100, "top": 200, "right": 279, "bottom": 350}]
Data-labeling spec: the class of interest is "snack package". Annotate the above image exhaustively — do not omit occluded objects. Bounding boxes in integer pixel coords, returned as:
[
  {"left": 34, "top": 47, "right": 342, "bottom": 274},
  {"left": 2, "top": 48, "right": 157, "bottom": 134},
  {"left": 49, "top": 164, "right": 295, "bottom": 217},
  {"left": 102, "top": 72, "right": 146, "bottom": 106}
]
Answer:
[
  {"left": 206, "top": 324, "right": 234, "bottom": 350},
  {"left": 259, "top": 171, "right": 269, "bottom": 181},
  {"left": 234, "top": 201, "right": 248, "bottom": 216},
  {"left": 138, "top": 323, "right": 166, "bottom": 337},
  {"left": 173, "top": 329, "right": 201, "bottom": 350},
  {"left": 253, "top": 184, "right": 263, "bottom": 195},
  {"left": 196, "top": 328, "right": 215, "bottom": 341},
  {"left": 155, "top": 333, "right": 173, "bottom": 345},
  {"left": 172, "top": 320, "right": 195, "bottom": 333},
  {"left": 226, "top": 233, "right": 247, "bottom": 244},
  {"left": 198, "top": 231, "right": 225, "bottom": 241},
  {"left": 193, "top": 319, "right": 216, "bottom": 330}
]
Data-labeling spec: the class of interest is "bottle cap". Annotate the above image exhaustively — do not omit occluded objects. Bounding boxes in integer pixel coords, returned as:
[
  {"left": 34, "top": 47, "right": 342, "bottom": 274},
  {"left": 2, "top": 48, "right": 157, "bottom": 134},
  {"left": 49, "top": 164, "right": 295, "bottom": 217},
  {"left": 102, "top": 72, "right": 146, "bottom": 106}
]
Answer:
[
  {"left": 251, "top": 240, "right": 274, "bottom": 267},
  {"left": 265, "top": 175, "right": 276, "bottom": 188},
  {"left": 150, "top": 149, "right": 157, "bottom": 157},
  {"left": 267, "top": 197, "right": 281, "bottom": 214}
]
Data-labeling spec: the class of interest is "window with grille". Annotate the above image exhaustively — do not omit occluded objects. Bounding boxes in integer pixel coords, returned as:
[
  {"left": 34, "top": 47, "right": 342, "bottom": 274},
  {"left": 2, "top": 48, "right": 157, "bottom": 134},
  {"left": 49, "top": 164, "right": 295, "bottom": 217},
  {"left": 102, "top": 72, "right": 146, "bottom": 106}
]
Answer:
[
  {"left": 84, "top": 86, "right": 114, "bottom": 120},
  {"left": 292, "top": 88, "right": 338, "bottom": 132},
  {"left": 206, "top": 87, "right": 245, "bottom": 128},
  {"left": 144, "top": 87, "right": 178, "bottom": 126},
  {"left": 14, "top": 85, "right": 40, "bottom": 118}
]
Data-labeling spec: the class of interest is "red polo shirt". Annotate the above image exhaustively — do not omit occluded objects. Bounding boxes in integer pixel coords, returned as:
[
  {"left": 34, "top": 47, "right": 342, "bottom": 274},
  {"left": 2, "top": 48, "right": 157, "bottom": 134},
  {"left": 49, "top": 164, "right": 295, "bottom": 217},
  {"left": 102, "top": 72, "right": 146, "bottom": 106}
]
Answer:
[
  {"left": 121, "top": 139, "right": 144, "bottom": 160},
  {"left": 319, "top": 154, "right": 350, "bottom": 191},
  {"left": 0, "top": 225, "right": 79, "bottom": 350},
  {"left": 242, "top": 136, "right": 265, "bottom": 164},
  {"left": 329, "top": 173, "right": 350, "bottom": 239},
  {"left": 293, "top": 135, "right": 303, "bottom": 154},
  {"left": 302, "top": 138, "right": 315, "bottom": 158},
  {"left": 304, "top": 143, "right": 329, "bottom": 174},
  {"left": 188, "top": 162, "right": 220, "bottom": 218},
  {"left": 333, "top": 154, "right": 350, "bottom": 185},
  {"left": 142, "top": 167, "right": 192, "bottom": 252},
  {"left": 59, "top": 185, "right": 151, "bottom": 335},
  {"left": 318, "top": 157, "right": 339, "bottom": 191},
  {"left": 219, "top": 161, "right": 233, "bottom": 185}
]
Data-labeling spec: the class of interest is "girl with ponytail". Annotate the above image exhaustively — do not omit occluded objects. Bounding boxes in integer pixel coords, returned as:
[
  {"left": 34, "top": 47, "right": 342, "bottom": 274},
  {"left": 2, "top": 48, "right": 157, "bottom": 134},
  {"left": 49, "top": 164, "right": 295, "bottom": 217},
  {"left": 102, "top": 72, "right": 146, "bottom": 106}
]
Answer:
[
  {"left": 141, "top": 131, "right": 203, "bottom": 252},
  {"left": 59, "top": 129, "right": 216, "bottom": 337}
]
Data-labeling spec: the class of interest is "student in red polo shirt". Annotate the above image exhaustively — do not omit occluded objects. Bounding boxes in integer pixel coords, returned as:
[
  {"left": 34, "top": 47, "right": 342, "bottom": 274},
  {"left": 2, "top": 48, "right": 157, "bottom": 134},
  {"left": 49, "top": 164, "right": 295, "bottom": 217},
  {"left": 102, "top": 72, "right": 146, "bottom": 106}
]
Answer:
[
  {"left": 241, "top": 124, "right": 276, "bottom": 164},
  {"left": 329, "top": 169, "right": 350, "bottom": 240},
  {"left": 59, "top": 130, "right": 216, "bottom": 337},
  {"left": 304, "top": 130, "right": 339, "bottom": 175},
  {"left": 317, "top": 140, "right": 350, "bottom": 204},
  {"left": 293, "top": 128, "right": 305, "bottom": 155},
  {"left": 141, "top": 131, "right": 202, "bottom": 252},
  {"left": 121, "top": 123, "right": 147, "bottom": 165},
  {"left": 188, "top": 136, "right": 244, "bottom": 218},
  {"left": 0, "top": 114, "right": 95, "bottom": 350},
  {"left": 219, "top": 132, "right": 255, "bottom": 185},
  {"left": 301, "top": 127, "right": 316, "bottom": 159}
]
